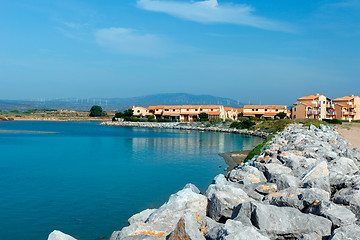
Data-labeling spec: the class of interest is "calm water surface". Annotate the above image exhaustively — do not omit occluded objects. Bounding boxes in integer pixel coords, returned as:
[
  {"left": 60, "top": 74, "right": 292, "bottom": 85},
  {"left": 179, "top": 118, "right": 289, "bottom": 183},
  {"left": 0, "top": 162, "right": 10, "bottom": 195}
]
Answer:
[{"left": 0, "top": 121, "right": 263, "bottom": 240}]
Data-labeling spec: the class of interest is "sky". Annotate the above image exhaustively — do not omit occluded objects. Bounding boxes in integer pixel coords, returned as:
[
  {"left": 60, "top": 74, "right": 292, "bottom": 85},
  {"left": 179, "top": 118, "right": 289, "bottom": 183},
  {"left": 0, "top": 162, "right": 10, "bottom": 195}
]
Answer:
[{"left": 1, "top": 0, "right": 360, "bottom": 105}]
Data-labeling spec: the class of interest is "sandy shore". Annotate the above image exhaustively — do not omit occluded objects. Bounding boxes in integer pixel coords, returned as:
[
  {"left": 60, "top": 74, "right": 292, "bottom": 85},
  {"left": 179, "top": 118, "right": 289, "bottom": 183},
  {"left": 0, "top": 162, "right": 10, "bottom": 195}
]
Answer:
[
  {"left": 336, "top": 123, "right": 360, "bottom": 150},
  {"left": 220, "top": 150, "right": 251, "bottom": 170}
]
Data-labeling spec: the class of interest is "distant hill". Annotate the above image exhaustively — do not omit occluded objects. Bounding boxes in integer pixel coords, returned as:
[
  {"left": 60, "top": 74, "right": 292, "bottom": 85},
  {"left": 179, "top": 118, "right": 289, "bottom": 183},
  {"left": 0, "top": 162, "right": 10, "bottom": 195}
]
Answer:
[{"left": 0, "top": 93, "right": 243, "bottom": 112}]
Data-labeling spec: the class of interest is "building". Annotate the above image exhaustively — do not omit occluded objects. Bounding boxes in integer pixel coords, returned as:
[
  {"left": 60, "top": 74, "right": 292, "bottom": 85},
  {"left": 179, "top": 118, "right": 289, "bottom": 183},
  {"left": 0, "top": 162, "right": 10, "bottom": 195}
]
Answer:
[
  {"left": 132, "top": 106, "right": 149, "bottom": 117},
  {"left": 243, "top": 105, "right": 288, "bottom": 119},
  {"left": 292, "top": 94, "right": 335, "bottom": 120},
  {"left": 145, "top": 105, "right": 226, "bottom": 121},
  {"left": 333, "top": 95, "right": 360, "bottom": 121}
]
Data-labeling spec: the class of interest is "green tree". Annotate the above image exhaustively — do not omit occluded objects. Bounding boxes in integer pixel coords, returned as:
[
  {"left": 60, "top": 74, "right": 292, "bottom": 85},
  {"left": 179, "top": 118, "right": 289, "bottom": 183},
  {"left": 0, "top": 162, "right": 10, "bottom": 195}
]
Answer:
[
  {"left": 276, "top": 112, "right": 287, "bottom": 119},
  {"left": 199, "top": 112, "right": 209, "bottom": 122},
  {"left": 123, "top": 109, "right": 134, "bottom": 121},
  {"left": 89, "top": 105, "right": 106, "bottom": 117}
]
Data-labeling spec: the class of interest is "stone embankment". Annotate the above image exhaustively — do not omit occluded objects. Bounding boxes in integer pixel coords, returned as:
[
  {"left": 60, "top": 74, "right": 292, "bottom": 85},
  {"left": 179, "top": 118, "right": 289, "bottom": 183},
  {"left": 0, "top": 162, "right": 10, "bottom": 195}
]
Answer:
[
  {"left": 101, "top": 121, "right": 270, "bottom": 138},
  {"left": 49, "top": 124, "right": 360, "bottom": 240}
]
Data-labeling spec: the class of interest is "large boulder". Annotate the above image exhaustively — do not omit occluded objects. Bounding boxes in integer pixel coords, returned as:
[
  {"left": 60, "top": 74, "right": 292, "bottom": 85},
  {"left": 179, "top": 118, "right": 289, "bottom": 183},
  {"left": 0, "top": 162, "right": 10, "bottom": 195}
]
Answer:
[
  {"left": 128, "top": 209, "right": 157, "bottom": 225},
  {"left": 332, "top": 185, "right": 360, "bottom": 218},
  {"left": 329, "top": 224, "right": 360, "bottom": 240},
  {"left": 167, "top": 213, "right": 206, "bottom": 240},
  {"left": 227, "top": 166, "right": 266, "bottom": 185},
  {"left": 48, "top": 231, "right": 77, "bottom": 240},
  {"left": 264, "top": 163, "right": 292, "bottom": 179},
  {"left": 301, "top": 161, "right": 330, "bottom": 192},
  {"left": 250, "top": 202, "right": 332, "bottom": 239},
  {"left": 205, "top": 175, "right": 253, "bottom": 221},
  {"left": 305, "top": 201, "right": 356, "bottom": 228},
  {"left": 111, "top": 185, "right": 207, "bottom": 239},
  {"left": 205, "top": 219, "right": 270, "bottom": 240},
  {"left": 268, "top": 174, "right": 300, "bottom": 191},
  {"left": 329, "top": 157, "right": 359, "bottom": 175}
]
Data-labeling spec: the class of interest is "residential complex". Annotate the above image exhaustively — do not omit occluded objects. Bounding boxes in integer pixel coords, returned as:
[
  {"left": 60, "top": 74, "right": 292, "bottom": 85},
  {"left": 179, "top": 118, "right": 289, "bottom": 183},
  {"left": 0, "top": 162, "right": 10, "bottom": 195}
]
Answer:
[
  {"left": 292, "top": 94, "right": 359, "bottom": 121},
  {"left": 243, "top": 105, "right": 288, "bottom": 118},
  {"left": 129, "top": 94, "right": 359, "bottom": 122},
  {"left": 131, "top": 105, "right": 287, "bottom": 122},
  {"left": 333, "top": 95, "right": 360, "bottom": 121},
  {"left": 292, "top": 94, "right": 335, "bottom": 120}
]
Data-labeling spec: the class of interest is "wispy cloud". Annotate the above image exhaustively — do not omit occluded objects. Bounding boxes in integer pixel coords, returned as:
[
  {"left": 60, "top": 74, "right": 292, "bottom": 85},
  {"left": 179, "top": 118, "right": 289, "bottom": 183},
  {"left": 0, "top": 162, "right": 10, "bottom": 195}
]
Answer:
[
  {"left": 137, "top": 0, "right": 294, "bottom": 32},
  {"left": 94, "top": 28, "right": 170, "bottom": 56}
]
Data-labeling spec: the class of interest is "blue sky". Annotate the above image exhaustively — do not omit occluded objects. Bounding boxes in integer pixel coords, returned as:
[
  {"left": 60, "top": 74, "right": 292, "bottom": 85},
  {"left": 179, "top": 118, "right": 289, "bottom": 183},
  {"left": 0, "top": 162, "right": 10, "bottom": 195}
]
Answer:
[{"left": 1, "top": 0, "right": 359, "bottom": 105}]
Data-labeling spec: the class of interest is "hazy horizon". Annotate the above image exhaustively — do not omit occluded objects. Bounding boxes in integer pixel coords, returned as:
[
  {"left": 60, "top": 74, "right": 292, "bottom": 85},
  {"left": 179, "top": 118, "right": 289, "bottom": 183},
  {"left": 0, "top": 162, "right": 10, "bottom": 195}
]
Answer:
[{"left": 1, "top": 0, "right": 359, "bottom": 104}]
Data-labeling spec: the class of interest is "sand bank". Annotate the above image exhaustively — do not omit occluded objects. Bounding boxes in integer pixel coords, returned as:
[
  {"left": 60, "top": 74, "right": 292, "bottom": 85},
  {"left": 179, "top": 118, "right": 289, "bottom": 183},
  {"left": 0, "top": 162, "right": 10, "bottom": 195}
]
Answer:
[{"left": 336, "top": 123, "right": 360, "bottom": 150}]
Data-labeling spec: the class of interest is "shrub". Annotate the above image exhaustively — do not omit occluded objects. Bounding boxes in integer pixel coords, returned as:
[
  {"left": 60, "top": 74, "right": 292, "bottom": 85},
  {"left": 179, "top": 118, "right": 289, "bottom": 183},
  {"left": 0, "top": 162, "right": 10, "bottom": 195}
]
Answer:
[
  {"left": 323, "top": 119, "right": 342, "bottom": 124},
  {"left": 199, "top": 112, "right": 209, "bottom": 122},
  {"left": 148, "top": 115, "right": 155, "bottom": 121},
  {"left": 276, "top": 112, "right": 287, "bottom": 119},
  {"left": 210, "top": 118, "right": 222, "bottom": 124},
  {"left": 230, "top": 121, "right": 241, "bottom": 128},
  {"left": 139, "top": 118, "right": 148, "bottom": 122},
  {"left": 157, "top": 118, "right": 172, "bottom": 122}
]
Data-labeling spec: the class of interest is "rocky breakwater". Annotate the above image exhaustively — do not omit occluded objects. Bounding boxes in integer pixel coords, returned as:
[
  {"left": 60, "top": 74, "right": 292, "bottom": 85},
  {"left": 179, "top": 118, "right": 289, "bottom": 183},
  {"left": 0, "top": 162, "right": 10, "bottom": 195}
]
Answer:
[
  {"left": 101, "top": 121, "right": 269, "bottom": 138},
  {"left": 48, "top": 123, "right": 360, "bottom": 240}
]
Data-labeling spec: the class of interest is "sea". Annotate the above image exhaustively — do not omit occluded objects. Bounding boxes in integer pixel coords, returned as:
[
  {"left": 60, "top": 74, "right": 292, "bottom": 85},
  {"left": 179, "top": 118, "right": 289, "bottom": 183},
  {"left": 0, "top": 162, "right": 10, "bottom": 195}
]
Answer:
[{"left": 0, "top": 121, "right": 263, "bottom": 240}]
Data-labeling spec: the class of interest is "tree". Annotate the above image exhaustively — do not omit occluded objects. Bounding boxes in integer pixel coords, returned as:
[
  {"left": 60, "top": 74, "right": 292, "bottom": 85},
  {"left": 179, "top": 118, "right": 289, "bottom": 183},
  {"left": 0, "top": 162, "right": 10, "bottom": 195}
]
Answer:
[
  {"left": 123, "top": 109, "right": 134, "bottom": 121},
  {"left": 89, "top": 105, "right": 106, "bottom": 117},
  {"left": 199, "top": 112, "right": 209, "bottom": 122},
  {"left": 276, "top": 112, "right": 287, "bottom": 119}
]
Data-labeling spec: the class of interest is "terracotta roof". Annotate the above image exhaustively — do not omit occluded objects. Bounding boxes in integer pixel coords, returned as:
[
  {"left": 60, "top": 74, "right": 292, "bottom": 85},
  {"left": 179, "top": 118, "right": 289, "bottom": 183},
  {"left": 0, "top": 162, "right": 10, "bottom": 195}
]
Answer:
[
  {"left": 236, "top": 109, "right": 244, "bottom": 113},
  {"left": 208, "top": 111, "right": 221, "bottom": 115},
  {"left": 162, "top": 112, "right": 180, "bottom": 116},
  {"left": 297, "top": 95, "right": 321, "bottom": 100},
  {"left": 200, "top": 105, "right": 222, "bottom": 108},
  {"left": 333, "top": 96, "right": 358, "bottom": 101},
  {"left": 335, "top": 103, "right": 348, "bottom": 108},
  {"left": 133, "top": 107, "right": 147, "bottom": 110},
  {"left": 224, "top": 107, "right": 233, "bottom": 111},
  {"left": 244, "top": 105, "right": 287, "bottom": 110},
  {"left": 295, "top": 102, "right": 312, "bottom": 107}
]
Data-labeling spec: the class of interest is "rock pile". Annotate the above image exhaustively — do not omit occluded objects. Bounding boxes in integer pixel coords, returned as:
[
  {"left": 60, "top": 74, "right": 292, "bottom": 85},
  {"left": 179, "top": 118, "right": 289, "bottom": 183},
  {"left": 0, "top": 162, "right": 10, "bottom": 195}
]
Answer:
[
  {"left": 49, "top": 124, "right": 360, "bottom": 240},
  {"left": 101, "top": 121, "right": 269, "bottom": 138}
]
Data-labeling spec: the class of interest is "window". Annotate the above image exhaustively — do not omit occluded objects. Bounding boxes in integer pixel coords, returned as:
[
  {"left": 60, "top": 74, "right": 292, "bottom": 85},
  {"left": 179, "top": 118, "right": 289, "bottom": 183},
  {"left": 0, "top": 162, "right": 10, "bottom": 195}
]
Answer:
[
  {"left": 323, "top": 101, "right": 325, "bottom": 104},
  {"left": 173, "top": 109, "right": 175, "bottom": 112},
  {"left": 200, "top": 109, "right": 203, "bottom": 111},
  {"left": 256, "top": 109, "right": 258, "bottom": 111},
  {"left": 211, "top": 109, "right": 213, "bottom": 111},
  {"left": 294, "top": 115, "right": 296, "bottom": 119},
  {"left": 276, "top": 109, "right": 278, "bottom": 112},
  {"left": 265, "top": 109, "right": 268, "bottom": 111},
  {"left": 294, "top": 108, "right": 296, "bottom": 111},
  {"left": 137, "top": 110, "right": 140, "bottom": 113},
  {"left": 187, "top": 109, "right": 189, "bottom": 111},
  {"left": 195, "top": 109, "right": 198, "bottom": 111},
  {"left": 252, "top": 109, "right": 255, "bottom": 111},
  {"left": 165, "top": 109, "right": 169, "bottom": 111}
]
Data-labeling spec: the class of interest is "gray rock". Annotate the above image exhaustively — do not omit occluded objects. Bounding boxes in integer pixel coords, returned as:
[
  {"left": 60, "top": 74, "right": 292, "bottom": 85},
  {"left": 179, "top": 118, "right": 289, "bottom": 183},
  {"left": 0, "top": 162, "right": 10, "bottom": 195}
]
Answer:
[
  {"left": 264, "top": 163, "right": 292, "bottom": 179},
  {"left": 333, "top": 185, "right": 360, "bottom": 218},
  {"left": 167, "top": 212, "right": 205, "bottom": 240},
  {"left": 251, "top": 202, "right": 332, "bottom": 239},
  {"left": 228, "top": 165, "right": 266, "bottom": 185},
  {"left": 48, "top": 231, "right": 77, "bottom": 240},
  {"left": 111, "top": 187, "right": 207, "bottom": 239},
  {"left": 297, "top": 232, "right": 322, "bottom": 240},
  {"left": 254, "top": 183, "right": 278, "bottom": 195},
  {"left": 305, "top": 201, "right": 356, "bottom": 228},
  {"left": 329, "top": 224, "right": 360, "bottom": 240},
  {"left": 329, "top": 157, "right": 359, "bottom": 175},
  {"left": 280, "top": 153, "right": 317, "bottom": 177},
  {"left": 239, "top": 184, "right": 264, "bottom": 201},
  {"left": 184, "top": 183, "right": 201, "bottom": 194},
  {"left": 302, "top": 161, "right": 331, "bottom": 192},
  {"left": 268, "top": 174, "right": 300, "bottom": 190},
  {"left": 206, "top": 178, "right": 253, "bottom": 221},
  {"left": 205, "top": 219, "right": 270, "bottom": 240},
  {"left": 128, "top": 209, "right": 157, "bottom": 225}
]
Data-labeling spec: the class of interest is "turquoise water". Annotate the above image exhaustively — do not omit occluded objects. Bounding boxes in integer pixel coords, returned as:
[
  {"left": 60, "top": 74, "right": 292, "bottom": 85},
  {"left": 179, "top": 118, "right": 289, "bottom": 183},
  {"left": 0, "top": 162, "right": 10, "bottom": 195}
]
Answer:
[{"left": 0, "top": 121, "right": 263, "bottom": 240}]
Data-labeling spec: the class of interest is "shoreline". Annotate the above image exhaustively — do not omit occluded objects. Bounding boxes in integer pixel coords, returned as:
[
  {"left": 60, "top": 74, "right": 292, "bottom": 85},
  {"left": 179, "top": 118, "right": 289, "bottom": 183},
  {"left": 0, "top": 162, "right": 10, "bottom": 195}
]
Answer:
[
  {"left": 100, "top": 121, "right": 270, "bottom": 138},
  {"left": 219, "top": 150, "right": 251, "bottom": 170}
]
